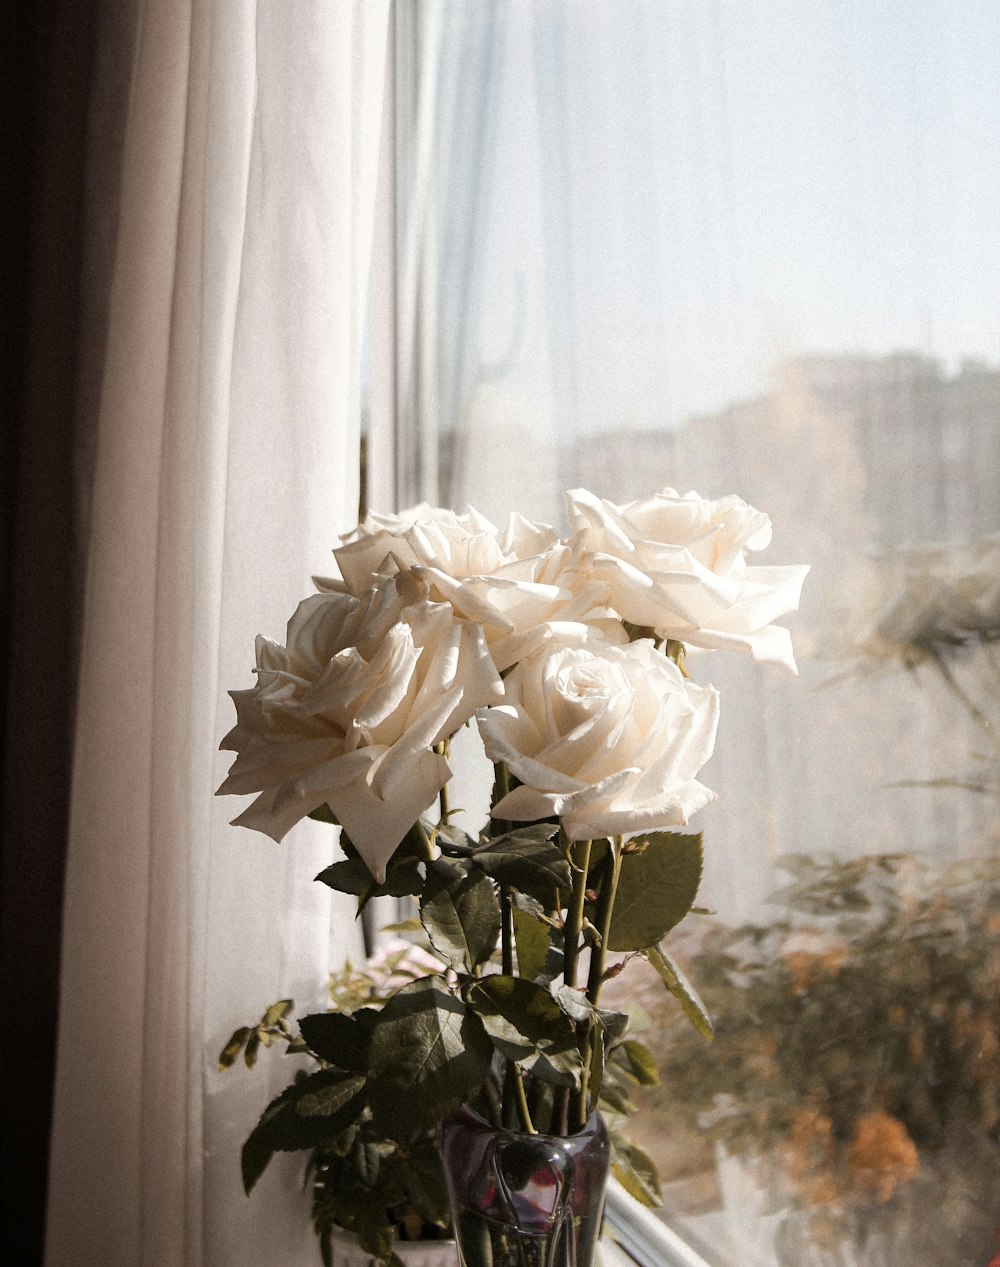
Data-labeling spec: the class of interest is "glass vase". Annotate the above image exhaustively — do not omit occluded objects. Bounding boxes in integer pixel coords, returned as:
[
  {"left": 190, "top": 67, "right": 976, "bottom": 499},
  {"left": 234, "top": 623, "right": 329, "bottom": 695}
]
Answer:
[{"left": 440, "top": 1105, "right": 610, "bottom": 1267}]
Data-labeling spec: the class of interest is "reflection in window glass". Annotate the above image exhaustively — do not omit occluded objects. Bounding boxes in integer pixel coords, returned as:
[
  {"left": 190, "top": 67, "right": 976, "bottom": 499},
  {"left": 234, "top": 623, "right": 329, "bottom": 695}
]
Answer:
[{"left": 393, "top": 3, "right": 1000, "bottom": 1262}]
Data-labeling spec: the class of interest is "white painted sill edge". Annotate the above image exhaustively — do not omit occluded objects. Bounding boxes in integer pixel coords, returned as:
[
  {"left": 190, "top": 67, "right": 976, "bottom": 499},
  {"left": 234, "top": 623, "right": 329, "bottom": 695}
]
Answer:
[{"left": 603, "top": 1180, "right": 713, "bottom": 1267}]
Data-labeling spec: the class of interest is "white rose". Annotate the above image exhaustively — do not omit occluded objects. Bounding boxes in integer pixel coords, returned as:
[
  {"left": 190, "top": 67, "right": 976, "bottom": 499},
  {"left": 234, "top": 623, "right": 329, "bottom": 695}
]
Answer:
[
  {"left": 218, "top": 578, "right": 503, "bottom": 881},
  {"left": 476, "top": 632, "right": 719, "bottom": 841},
  {"left": 320, "top": 504, "right": 618, "bottom": 670},
  {"left": 566, "top": 487, "right": 810, "bottom": 672},
  {"left": 330, "top": 503, "right": 556, "bottom": 592}
]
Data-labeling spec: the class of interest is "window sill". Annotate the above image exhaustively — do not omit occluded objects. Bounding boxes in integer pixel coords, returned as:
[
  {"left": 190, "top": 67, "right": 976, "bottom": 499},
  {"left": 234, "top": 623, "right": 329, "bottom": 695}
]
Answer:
[{"left": 603, "top": 1180, "right": 713, "bottom": 1267}]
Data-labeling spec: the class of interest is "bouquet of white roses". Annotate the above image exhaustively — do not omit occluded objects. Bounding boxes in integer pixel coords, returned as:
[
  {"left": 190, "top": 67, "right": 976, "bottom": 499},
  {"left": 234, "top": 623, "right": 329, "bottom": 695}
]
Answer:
[{"left": 218, "top": 487, "right": 808, "bottom": 1206}]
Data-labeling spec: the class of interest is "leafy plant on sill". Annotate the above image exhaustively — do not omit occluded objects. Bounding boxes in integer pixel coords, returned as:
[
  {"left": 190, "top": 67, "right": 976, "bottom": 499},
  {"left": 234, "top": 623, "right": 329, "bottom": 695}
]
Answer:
[
  {"left": 641, "top": 852, "right": 1000, "bottom": 1263},
  {"left": 219, "top": 945, "right": 454, "bottom": 1267}
]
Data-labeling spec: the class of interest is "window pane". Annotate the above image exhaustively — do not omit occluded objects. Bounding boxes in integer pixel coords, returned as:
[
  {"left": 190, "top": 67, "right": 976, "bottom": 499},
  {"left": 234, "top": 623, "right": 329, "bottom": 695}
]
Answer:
[{"left": 401, "top": 3, "right": 1000, "bottom": 1262}]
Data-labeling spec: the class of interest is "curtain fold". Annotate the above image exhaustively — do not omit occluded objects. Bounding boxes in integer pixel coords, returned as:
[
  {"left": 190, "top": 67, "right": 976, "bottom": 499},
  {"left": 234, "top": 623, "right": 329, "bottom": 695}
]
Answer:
[{"left": 45, "top": 3, "right": 391, "bottom": 1264}]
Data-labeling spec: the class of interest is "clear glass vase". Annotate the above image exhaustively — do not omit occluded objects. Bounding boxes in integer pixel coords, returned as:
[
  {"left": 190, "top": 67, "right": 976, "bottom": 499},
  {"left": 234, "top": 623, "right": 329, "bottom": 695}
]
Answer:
[{"left": 440, "top": 1106, "right": 610, "bottom": 1267}]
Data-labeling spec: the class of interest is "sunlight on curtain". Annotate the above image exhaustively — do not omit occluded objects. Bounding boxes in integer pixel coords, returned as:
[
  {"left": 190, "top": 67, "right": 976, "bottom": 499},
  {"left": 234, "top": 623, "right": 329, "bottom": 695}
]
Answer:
[
  {"left": 395, "top": 2, "right": 1000, "bottom": 1263},
  {"left": 45, "top": 3, "right": 390, "bottom": 1265}
]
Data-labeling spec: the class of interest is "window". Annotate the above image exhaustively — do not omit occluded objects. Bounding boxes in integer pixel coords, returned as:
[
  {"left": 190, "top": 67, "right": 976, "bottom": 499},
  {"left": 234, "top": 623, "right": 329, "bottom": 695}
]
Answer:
[{"left": 372, "top": 4, "right": 1000, "bottom": 1263}]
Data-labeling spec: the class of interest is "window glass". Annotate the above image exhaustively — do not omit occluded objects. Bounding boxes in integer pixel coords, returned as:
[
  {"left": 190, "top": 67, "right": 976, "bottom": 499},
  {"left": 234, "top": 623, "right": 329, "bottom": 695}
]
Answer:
[{"left": 395, "top": 3, "right": 1000, "bottom": 1262}]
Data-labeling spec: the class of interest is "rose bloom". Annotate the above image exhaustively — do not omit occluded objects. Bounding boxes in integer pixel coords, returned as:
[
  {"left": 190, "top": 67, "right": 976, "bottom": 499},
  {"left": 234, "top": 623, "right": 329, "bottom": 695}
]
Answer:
[
  {"left": 318, "top": 503, "right": 618, "bottom": 670},
  {"left": 218, "top": 576, "right": 502, "bottom": 881},
  {"left": 332, "top": 503, "right": 558, "bottom": 586},
  {"left": 566, "top": 487, "right": 810, "bottom": 672},
  {"left": 476, "top": 630, "right": 719, "bottom": 841}
]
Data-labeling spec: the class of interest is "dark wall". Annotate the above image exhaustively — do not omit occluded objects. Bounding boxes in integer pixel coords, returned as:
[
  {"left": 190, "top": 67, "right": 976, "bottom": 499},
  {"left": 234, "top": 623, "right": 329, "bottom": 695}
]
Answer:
[{"left": 1, "top": 3, "right": 97, "bottom": 1262}]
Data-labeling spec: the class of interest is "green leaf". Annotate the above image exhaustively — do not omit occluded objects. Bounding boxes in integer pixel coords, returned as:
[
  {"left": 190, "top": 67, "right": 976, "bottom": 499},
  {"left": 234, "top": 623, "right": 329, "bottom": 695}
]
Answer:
[
  {"left": 599, "top": 1076, "right": 636, "bottom": 1115},
  {"left": 512, "top": 892, "right": 564, "bottom": 984},
  {"left": 471, "top": 827, "right": 569, "bottom": 903},
  {"left": 420, "top": 858, "right": 501, "bottom": 972},
  {"left": 608, "top": 832, "right": 703, "bottom": 951},
  {"left": 218, "top": 1026, "right": 252, "bottom": 1070},
  {"left": 543, "top": 994, "right": 626, "bottom": 1105},
  {"left": 389, "top": 820, "right": 437, "bottom": 863},
  {"left": 402, "top": 1139, "right": 451, "bottom": 1224},
  {"left": 352, "top": 1137, "right": 381, "bottom": 1188},
  {"left": 241, "top": 1068, "right": 367, "bottom": 1192},
  {"left": 643, "top": 944, "right": 714, "bottom": 1041},
  {"left": 263, "top": 999, "right": 294, "bottom": 1027},
  {"left": 308, "top": 803, "right": 338, "bottom": 825},
  {"left": 619, "top": 1039, "right": 660, "bottom": 1086},
  {"left": 556, "top": 991, "right": 628, "bottom": 1045},
  {"left": 433, "top": 820, "right": 478, "bottom": 854},
  {"left": 297, "top": 1079, "right": 366, "bottom": 1117},
  {"left": 299, "top": 1010, "right": 375, "bottom": 1072},
  {"left": 314, "top": 856, "right": 424, "bottom": 899},
  {"left": 605, "top": 1003, "right": 628, "bottom": 1033},
  {"left": 553, "top": 984, "right": 592, "bottom": 1024},
  {"left": 349, "top": 1199, "right": 396, "bottom": 1265},
  {"left": 377, "top": 917, "right": 425, "bottom": 935},
  {"left": 244, "top": 1029, "right": 261, "bottom": 1068},
  {"left": 611, "top": 1135, "right": 663, "bottom": 1207},
  {"left": 368, "top": 979, "right": 492, "bottom": 1138},
  {"left": 466, "top": 976, "right": 583, "bottom": 1087},
  {"left": 512, "top": 904, "right": 551, "bottom": 982}
]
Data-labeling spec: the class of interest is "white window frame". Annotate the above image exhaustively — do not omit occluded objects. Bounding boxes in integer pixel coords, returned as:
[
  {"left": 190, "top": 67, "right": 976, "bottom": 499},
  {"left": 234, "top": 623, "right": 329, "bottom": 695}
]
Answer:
[{"left": 604, "top": 1182, "right": 714, "bottom": 1267}]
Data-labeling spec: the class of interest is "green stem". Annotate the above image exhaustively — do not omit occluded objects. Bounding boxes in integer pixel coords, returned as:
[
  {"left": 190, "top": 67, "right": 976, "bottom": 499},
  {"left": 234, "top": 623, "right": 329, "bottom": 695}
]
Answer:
[
  {"left": 414, "top": 819, "right": 435, "bottom": 862},
  {"left": 493, "top": 761, "right": 511, "bottom": 833},
  {"left": 574, "top": 839, "right": 623, "bottom": 1131},
  {"left": 494, "top": 763, "right": 515, "bottom": 976},
  {"left": 587, "top": 838, "right": 623, "bottom": 1008},
  {"left": 491, "top": 762, "right": 522, "bottom": 1119},
  {"left": 510, "top": 1065, "right": 536, "bottom": 1134},
  {"left": 576, "top": 1035, "right": 595, "bottom": 1133},
  {"left": 434, "top": 740, "right": 451, "bottom": 822},
  {"left": 500, "top": 884, "right": 514, "bottom": 976},
  {"left": 557, "top": 834, "right": 592, "bottom": 1134},
  {"left": 482, "top": 1078, "right": 503, "bottom": 1129},
  {"left": 561, "top": 836, "right": 592, "bottom": 992},
  {"left": 439, "top": 779, "right": 450, "bottom": 824}
]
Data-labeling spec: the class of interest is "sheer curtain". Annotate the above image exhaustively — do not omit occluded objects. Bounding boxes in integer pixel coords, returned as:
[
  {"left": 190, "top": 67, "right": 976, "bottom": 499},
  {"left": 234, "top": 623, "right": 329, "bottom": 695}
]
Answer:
[
  {"left": 45, "top": 3, "right": 390, "bottom": 1264},
  {"left": 399, "top": 0, "right": 1000, "bottom": 907},
  {"left": 393, "top": 3, "right": 1000, "bottom": 1263}
]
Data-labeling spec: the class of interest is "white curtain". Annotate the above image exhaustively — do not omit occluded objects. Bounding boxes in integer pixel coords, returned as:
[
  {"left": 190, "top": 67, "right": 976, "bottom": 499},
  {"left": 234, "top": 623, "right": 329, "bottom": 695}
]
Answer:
[
  {"left": 397, "top": 3, "right": 1000, "bottom": 1261},
  {"left": 45, "top": 3, "right": 391, "bottom": 1264},
  {"left": 407, "top": 0, "right": 1000, "bottom": 911}
]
